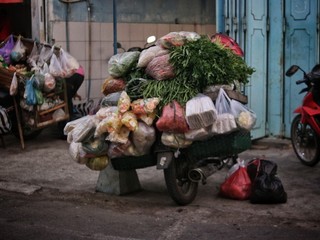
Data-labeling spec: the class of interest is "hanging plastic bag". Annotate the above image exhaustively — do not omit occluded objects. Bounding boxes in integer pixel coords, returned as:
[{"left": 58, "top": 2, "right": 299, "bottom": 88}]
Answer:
[
  {"left": 27, "top": 41, "right": 40, "bottom": 71},
  {"left": 0, "top": 35, "right": 15, "bottom": 64},
  {"left": 59, "top": 48, "right": 79, "bottom": 78},
  {"left": 156, "top": 100, "right": 189, "bottom": 133},
  {"left": 220, "top": 161, "right": 252, "bottom": 200},
  {"left": 37, "top": 45, "right": 53, "bottom": 67},
  {"left": 25, "top": 75, "right": 37, "bottom": 106},
  {"left": 49, "top": 53, "right": 64, "bottom": 77},
  {"left": 230, "top": 99, "right": 256, "bottom": 130},
  {"left": 9, "top": 72, "right": 18, "bottom": 96},
  {"left": 10, "top": 36, "right": 27, "bottom": 62}
]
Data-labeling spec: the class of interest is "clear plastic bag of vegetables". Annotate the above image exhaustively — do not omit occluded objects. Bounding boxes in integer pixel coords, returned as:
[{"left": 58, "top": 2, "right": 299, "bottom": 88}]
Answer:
[{"left": 108, "top": 51, "right": 140, "bottom": 78}]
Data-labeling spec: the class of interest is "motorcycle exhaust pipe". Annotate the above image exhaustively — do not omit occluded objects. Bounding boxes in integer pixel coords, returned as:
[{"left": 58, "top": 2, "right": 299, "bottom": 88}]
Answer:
[{"left": 188, "top": 164, "right": 217, "bottom": 184}]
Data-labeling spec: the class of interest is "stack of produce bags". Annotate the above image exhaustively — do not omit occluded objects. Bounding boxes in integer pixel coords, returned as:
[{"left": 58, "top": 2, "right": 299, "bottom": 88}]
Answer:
[{"left": 65, "top": 31, "right": 256, "bottom": 171}]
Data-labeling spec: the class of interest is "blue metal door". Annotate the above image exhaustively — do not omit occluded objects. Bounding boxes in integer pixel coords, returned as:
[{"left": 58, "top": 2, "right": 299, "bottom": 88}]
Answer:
[
  {"left": 223, "top": 0, "right": 267, "bottom": 139},
  {"left": 244, "top": 0, "right": 268, "bottom": 139},
  {"left": 284, "top": 0, "right": 319, "bottom": 137}
]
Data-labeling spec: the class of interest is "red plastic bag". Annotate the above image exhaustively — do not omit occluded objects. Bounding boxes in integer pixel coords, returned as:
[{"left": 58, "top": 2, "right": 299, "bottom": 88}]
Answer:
[
  {"left": 211, "top": 33, "right": 244, "bottom": 57},
  {"left": 220, "top": 166, "right": 252, "bottom": 200},
  {"left": 156, "top": 100, "right": 189, "bottom": 133}
]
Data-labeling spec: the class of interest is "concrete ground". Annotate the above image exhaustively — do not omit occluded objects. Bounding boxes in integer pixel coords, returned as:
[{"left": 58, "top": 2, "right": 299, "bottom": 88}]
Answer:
[{"left": 0, "top": 127, "right": 320, "bottom": 239}]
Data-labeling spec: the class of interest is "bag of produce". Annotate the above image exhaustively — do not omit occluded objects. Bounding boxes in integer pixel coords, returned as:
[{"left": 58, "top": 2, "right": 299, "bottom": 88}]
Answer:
[
  {"left": 185, "top": 93, "right": 217, "bottom": 129},
  {"left": 82, "top": 134, "right": 108, "bottom": 157},
  {"left": 95, "top": 112, "right": 122, "bottom": 136},
  {"left": 49, "top": 53, "right": 64, "bottom": 77},
  {"left": 10, "top": 36, "right": 27, "bottom": 62},
  {"left": 95, "top": 106, "right": 118, "bottom": 120},
  {"left": 27, "top": 41, "right": 40, "bottom": 71},
  {"left": 25, "top": 76, "right": 37, "bottom": 106},
  {"left": 161, "top": 132, "right": 193, "bottom": 148},
  {"left": 106, "top": 126, "right": 130, "bottom": 144},
  {"left": 67, "top": 115, "right": 98, "bottom": 143},
  {"left": 43, "top": 73, "right": 56, "bottom": 92},
  {"left": 136, "top": 111, "right": 157, "bottom": 126},
  {"left": 132, "top": 121, "right": 156, "bottom": 155},
  {"left": 184, "top": 126, "right": 212, "bottom": 141},
  {"left": 108, "top": 51, "right": 140, "bottom": 78},
  {"left": 0, "top": 35, "right": 15, "bottom": 64},
  {"left": 131, "top": 97, "right": 160, "bottom": 115},
  {"left": 118, "top": 91, "right": 131, "bottom": 113},
  {"left": 230, "top": 99, "right": 256, "bottom": 130},
  {"left": 120, "top": 111, "right": 138, "bottom": 131},
  {"left": 86, "top": 155, "right": 109, "bottom": 171},
  {"left": 101, "top": 76, "right": 126, "bottom": 96},
  {"left": 69, "top": 142, "right": 89, "bottom": 164},
  {"left": 156, "top": 100, "right": 189, "bottom": 133},
  {"left": 157, "top": 31, "right": 200, "bottom": 49},
  {"left": 9, "top": 72, "right": 18, "bottom": 96},
  {"left": 211, "top": 113, "right": 237, "bottom": 135},
  {"left": 59, "top": 48, "right": 80, "bottom": 78},
  {"left": 145, "top": 54, "right": 175, "bottom": 81},
  {"left": 137, "top": 45, "right": 168, "bottom": 68},
  {"left": 37, "top": 45, "right": 53, "bottom": 67},
  {"left": 100, "top": 92, "right": 122, "bottom": 107},
  {"left": 107, "top": 141, "right": 131, "bottom": 159}
]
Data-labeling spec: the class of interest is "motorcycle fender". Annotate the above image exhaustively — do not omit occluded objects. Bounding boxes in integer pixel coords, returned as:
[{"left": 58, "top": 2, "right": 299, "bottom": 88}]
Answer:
[
  {"left": 156, "top": 151, "right": 173, "bottom": 169},
  {"left": 293, "top": 106, "right": 303, "bottom": 114}
]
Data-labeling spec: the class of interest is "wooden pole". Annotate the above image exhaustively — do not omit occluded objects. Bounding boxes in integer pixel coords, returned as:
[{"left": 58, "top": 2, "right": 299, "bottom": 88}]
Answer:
[{"left": 13, "top": 96, "right": 25, "bottom": 149}]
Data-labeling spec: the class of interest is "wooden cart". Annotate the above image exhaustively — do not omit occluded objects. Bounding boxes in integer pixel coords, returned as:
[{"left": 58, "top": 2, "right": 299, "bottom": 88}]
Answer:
[{"left": 0, "top": 36, "right": 69, "bottom": 149}]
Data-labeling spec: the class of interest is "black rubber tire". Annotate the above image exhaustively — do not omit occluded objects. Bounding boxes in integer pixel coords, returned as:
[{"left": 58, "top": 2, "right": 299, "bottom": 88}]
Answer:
[
  {"left": 163, "top": 155, "right": 198, "bottom": 206},
  {"left": 291, "top": 114, "right": 320, "bottom": 166}
]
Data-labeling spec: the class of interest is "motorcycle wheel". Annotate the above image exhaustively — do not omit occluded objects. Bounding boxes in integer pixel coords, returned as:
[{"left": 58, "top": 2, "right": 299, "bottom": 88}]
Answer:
[
  {"left": 163, "top": 154, "right": 198, "bottom": 205},
  {"left": 291, "top": 114, "right": 320, "bottom": 166}
]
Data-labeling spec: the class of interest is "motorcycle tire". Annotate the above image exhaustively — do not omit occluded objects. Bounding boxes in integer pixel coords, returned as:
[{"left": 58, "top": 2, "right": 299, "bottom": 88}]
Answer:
[
  {"left": 291, "top": 114, "right": 320, "bottom": 166},
  {"left": 163, "top": 154, "right": 198, "bottom": 206}
]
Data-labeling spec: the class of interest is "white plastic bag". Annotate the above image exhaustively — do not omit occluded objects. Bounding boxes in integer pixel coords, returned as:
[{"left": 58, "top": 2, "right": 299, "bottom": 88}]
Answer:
[
  {"left": 59, "top": 48, "right": 79, "bottom": 78},
  {"left": 10, "top": 36, "right": 27, "bottom": 62},
  {"left": 9, "top": 72, "right": 18, "bottom": 96},
  {"left": 230, "top": 100, "right": 256, "bottom": 130},
  {"left": 49, "top": 53, "right": 63, "bottom": 77}
]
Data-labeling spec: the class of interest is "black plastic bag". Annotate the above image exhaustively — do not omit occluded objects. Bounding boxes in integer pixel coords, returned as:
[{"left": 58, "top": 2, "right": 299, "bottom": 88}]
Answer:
[{"left": 247, "top": 158, "right": 287, "bottom": 204}]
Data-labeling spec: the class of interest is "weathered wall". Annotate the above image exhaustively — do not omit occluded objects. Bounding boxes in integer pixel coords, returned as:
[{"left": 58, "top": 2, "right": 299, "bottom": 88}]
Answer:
[{"left": 48, "top": 0, "right": 216, "bottom": 102}]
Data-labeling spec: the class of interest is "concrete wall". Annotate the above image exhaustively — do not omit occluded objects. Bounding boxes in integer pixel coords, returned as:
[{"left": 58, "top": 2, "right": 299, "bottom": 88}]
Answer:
[{"left": 48, "top": 0, "right": 216, "bottom": 102}]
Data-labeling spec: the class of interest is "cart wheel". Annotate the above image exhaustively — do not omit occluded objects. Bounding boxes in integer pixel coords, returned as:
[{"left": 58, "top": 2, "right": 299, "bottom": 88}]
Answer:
[{"left": 164, "top": 154, "right": 198, "bottom": 206}]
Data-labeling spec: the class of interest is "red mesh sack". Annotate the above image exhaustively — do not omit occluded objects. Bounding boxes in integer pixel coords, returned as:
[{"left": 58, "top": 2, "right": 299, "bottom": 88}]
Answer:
[{"left": 156, "top": 100, "right": 189, "bottom": 133}]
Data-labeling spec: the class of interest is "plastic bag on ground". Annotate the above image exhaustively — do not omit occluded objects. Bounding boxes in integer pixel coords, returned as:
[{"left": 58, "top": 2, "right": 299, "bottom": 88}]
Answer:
[
  {"left": 220, "top": 163, "right": 252, "bottom": 200},
  {"left": 247, "top": 159, "right": 287, "bottom": 204}
]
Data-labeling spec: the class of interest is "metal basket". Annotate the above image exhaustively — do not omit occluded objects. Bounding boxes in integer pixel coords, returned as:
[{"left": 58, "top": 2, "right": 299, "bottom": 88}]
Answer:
[{"left": 187, "top": 130, "right": 251, "bottom": 159}]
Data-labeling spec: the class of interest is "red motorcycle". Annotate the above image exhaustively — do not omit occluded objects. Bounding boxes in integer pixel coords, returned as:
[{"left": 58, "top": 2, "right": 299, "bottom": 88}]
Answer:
[{"left": 286, "top": 64, "right": 320, "bottom": 166}]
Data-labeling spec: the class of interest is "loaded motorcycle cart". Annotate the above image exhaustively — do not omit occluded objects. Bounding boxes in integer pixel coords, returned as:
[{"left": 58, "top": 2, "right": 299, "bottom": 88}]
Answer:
[
  {"left": 64, "top": 32, "right": 256, "bottom": 205},
  {"left": 0, "top": 35, "right": 79, "bottom": 148}
]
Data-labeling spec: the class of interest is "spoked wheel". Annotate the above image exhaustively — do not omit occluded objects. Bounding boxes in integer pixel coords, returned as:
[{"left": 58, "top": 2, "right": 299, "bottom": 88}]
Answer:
[
  {"left": 291, "top": 114, "right": 320, "bottom": 166},
  {"left": 163, "top": 154, "right": 198, "bottom": 205}
]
